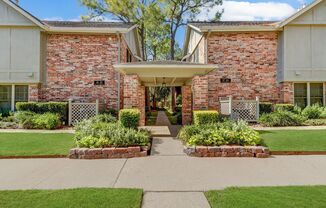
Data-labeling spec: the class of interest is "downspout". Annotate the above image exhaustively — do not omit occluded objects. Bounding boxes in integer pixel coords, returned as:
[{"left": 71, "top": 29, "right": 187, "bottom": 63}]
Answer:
[{"left": 117, "top": 32, "right": 121, "bottom": 112}]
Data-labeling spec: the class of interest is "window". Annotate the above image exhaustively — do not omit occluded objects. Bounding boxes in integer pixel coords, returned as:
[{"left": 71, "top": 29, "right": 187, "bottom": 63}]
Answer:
[
  {"left": 0, "top": 85, "right": 28, "bottom": 111},
  {"left": 294, "top": 83, "right": 324, "bottom": 108},
  {"left": 0, "top": 86, "right": 12, "bottom": 112},
  {"left": 310, "top": 83, "right": 324, "bottom": 106},
  {"left": 294, "top": 83, "right": 307, "bottom": 108}
]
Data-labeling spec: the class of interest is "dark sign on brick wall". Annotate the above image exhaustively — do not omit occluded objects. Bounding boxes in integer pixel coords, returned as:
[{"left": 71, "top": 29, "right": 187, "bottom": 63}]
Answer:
[
  {"left": 220, "top": 78, "right": 231, "bottom": 83},
  {"left": 94, "top": 80, "right": 105, "bottom": 85}
]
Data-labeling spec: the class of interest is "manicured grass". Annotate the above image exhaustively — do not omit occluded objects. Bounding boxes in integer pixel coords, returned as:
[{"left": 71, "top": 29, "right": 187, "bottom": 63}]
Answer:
[
  {"left": 260, "top": 130, "right": 326, "bottom": 151},
  {"left": 146, "top": 111, "right": 158, "bottom": 126},
  {"left": 0, "top": 188, "right": 143, "bottom": 208},
  {"left": 206, "top": 186, "right": 326, "bottom": 208},
  {"left": 0, "top": 133, "right": 74, "bottom": 156}
]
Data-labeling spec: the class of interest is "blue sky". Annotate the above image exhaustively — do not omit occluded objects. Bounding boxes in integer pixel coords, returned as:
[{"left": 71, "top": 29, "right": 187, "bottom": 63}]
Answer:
[{"left": 18, "top": 0, "right": 311, "bottom": 47}]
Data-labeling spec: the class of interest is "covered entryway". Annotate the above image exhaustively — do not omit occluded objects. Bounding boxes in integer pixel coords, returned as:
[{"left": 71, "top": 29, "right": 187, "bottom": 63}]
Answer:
[{"left": 114, "top": 60, "right": 216, "bottom": 126}]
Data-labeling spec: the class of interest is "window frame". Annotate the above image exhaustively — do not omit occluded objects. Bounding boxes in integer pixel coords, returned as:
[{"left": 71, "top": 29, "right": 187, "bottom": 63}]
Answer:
[
  {"left": 293, "top": 82, "right": 325, "bottom": 107},
  {"left": 0, "top": 84, "right": 29, "bottom": 111}
]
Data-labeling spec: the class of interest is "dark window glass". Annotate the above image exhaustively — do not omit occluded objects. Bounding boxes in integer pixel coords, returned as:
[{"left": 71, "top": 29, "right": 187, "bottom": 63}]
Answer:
[
  {"left": 294, "top": 83, "right": 307, "bottom": 108},
  {"left": 310, "top": 83, "right": 324, "bottom": 106},
  {"left": 0, "top": 85, "right": 12, "bottom": 112}
]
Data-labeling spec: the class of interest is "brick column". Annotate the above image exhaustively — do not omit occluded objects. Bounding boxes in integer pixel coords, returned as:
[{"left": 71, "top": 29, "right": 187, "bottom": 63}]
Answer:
[
  {"left": 138, "top": 86, "right": 145, "bottom": 126},
  {"left": 123, "top": 74, "right": 145, "bottom": 126},
  {"left": 28, "top": 84, "right": 41, "bottom": 102},
  {"left": 192, "top": 75, "right": 208, "bottom": 110},
  {"left": 280, "top": 82, "right": 294, "bottom": 104},
  {"left": 182, "top": 85, "right": 192, "bottom": 125}
]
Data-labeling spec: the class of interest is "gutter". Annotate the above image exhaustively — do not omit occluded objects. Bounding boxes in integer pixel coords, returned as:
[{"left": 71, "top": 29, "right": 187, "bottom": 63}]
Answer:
[{"left": 117, "top": 32, "right": 121, "bottom": 112}]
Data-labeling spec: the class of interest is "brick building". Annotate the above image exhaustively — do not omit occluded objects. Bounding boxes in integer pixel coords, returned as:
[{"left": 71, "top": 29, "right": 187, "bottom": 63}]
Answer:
[{"left": 1, "top": 0, "right": 326, "bottom": 125}]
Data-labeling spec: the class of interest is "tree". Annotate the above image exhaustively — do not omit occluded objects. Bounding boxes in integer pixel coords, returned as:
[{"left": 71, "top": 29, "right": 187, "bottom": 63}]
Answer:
[
  {"left": 15, "top": 0, "right": 19, "bottom": 4},
  {"left": 163, "top": 0, "right": 223, "bottom": 60}
]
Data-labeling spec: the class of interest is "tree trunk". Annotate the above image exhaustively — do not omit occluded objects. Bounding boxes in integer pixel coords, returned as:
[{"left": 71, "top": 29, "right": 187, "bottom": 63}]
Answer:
[{"left": 170, "top": 33, "right": 175, "bottom": 60}]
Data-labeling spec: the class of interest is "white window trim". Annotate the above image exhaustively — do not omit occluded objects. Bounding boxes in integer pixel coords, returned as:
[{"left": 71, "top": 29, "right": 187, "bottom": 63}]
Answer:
[
  {"left": 0, "top": 84, "right": 29, "bottom": 112},
  {"left": 293, "top": 82, "right": 325, "bottom": 106}
]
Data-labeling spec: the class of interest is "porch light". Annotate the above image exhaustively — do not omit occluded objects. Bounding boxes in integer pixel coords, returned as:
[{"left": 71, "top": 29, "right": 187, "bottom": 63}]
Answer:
[{"left": 162, "top": 77, "right": 166, "bottom": 87}]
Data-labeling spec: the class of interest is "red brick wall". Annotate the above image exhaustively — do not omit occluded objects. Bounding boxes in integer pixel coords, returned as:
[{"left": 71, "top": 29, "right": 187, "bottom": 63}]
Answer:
[
  {"left": 207, "top": 32, "right": 281, "bottom": 109},
  {"left": 38, "top": 34, "right": 120, "bottom": 109},
  {"left": 280, "top": 82, "right": 294, "bottom": 103},
  {"left": 182, "top": 86, "right": 192, "bottom": 125},
  {"left": 192, "top": 75, "right": 208, "bottom": 110}
]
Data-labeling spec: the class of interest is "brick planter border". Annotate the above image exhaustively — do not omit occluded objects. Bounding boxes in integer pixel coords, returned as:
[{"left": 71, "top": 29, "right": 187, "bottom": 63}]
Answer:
[
  {"left": 69, "top": 144, "right": 151, "bottom": 159},
  {"left": 184, "top": 145, "right": 270, "bottom": 158}
]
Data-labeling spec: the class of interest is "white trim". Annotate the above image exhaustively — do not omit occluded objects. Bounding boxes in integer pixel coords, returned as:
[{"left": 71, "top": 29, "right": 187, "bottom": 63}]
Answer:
[
  {"left": 278, "top": 0, "right": 324, "bottom": 28},
  {"left": 11, "top": 84, "right": 14, "bottom": 111},
  {"left": 2, "top": 0, "right": 47, "bottom": 30}
]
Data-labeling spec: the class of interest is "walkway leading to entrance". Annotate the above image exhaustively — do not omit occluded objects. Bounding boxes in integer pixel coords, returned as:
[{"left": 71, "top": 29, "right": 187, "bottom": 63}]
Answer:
[{"left": 155, "top": 111, "right": 171, "bottom": 126}]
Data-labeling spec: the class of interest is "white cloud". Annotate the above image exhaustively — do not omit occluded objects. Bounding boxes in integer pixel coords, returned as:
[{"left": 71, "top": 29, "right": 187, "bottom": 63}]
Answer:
[{"left": 197, "top": 1, "right": 296, "bottom": 21}]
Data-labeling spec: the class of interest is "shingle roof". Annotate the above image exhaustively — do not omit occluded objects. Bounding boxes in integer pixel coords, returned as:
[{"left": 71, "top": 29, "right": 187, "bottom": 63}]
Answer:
[
  {"left": 43, "top": 21, "right": 134, "bottom": 29},
  {"left": 189, "top": 21, "right": 279, "bottom": 27}
]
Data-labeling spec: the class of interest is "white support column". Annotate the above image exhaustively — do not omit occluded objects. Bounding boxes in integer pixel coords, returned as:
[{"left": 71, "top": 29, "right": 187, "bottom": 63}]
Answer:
[
  {"left": 256, "top": 96, "right": 260, "bottom": 120},
  {"left": 11, "top": 84, "right": 15, "bottom": 112},
  {"left": 68, "top": 99, "right": 72, "bottom": 126},
  {"left": 95, "top": 99, "right": 99, "bottom": 115}
]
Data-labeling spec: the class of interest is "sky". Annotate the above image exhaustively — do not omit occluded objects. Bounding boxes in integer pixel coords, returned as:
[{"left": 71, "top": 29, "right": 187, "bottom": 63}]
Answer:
[{"left": 18, "top": 0, "right": 312, "bottom": 47}]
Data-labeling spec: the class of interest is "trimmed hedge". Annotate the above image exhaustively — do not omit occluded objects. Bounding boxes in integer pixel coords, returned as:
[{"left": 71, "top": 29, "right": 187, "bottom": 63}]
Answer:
[
  {"left": 15, "top": 111, "right": 61, "bottom": 130},
  {"left": 274, "top": 104, "right": 295, "bottom": 112},
  {"left": 193, "top": 110, "right": 219, "bottom": 125},
  {"left": 16, "top": 102, "right": 68, "bottom": 121},
  {"left": 259, "top": 102, "right": 273, "bottom": 115},
  {"left": 119, "top": 109, "right": 140, "bottom": 129}
]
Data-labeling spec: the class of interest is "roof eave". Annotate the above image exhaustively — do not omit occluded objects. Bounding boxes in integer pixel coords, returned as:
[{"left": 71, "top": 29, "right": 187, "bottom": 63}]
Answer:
[
  {"left": 199, "top": 25, "right": 280, "bottom": 32},
  {"left": 46, "top": 27, "right": 131, "bottom": 34}
]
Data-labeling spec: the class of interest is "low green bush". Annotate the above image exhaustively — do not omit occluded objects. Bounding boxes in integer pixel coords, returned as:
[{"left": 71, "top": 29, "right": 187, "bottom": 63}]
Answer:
[
  {"left": 15, "top": 111, "right": 61, "bottom": 130},
  {"left": 259, "top": 110, "right": 306, "bottom": 127},
  {"left": 193, "top": 110, "right": 219, "bottom": 125},
  {"left": 74, "top": 119, "right": 150, "bottom": 148},
  {"left": 301, "top": 104, "right": 323, "bottom": 119},
  {"left": 89, "top": 113, "right": 117, "bottom": 123},
  {"left": 259, "top": 102, "right": 273, "bottom": 115},
  {"left": 178, "top": 120, "right": 262, "bottom": 146},
  {"left": 274, "top": 104, "right": 295, "bottom": 112},
  {"left": 100, "top": 108, "right": 118, "bottom": 117},
  {"left": 16, "top": 102, "right": 68, "bottom": 121},
  {"left": 119, "top": 109, "right": 140, "bottom": 129},
  {"left": 303, "top": 119, "right": 326, "bottom": 126}
]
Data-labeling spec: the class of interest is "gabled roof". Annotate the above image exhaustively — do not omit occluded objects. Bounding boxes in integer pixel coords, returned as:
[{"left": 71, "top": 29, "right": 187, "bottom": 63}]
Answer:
[
  {"left": 278, "top": 0, "right": 324, "bottom": 27},
  {"left": 3, "top": 0, "right": 47, "bottom": 29},
  {"left": 2, "top": 0, "right": 137, "bottom": 33}
]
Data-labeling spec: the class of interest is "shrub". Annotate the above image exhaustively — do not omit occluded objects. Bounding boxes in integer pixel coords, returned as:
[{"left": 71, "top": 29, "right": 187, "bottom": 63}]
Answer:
[
  {"left": 100, "top": 108, "right": 118, "bottom": 117},
  {"left": 89, "top": 114, "right": 117, "bottom": 123},
  {"left": 259, "top": 110, "right": 306, "bottom": 127},
  {"left": 16, "top": 102, "right": 68, "bottom": 121},
  {"left": 259, "top": 102, "right": 273, "bottom": 115},
  {"left": 178, "top": 120, "right": 262, "bottom": 146},
  {"left": 0, "top": 107, "right": 11, "bottom": 117},
  {"left": 74, "top": 120, "right": 150, "bottom": 148},
  {"left": 193, "top": 110, "right": 219, "bottom": 125},
  {"left": 301, "top": 104, "right": 323, "bottom": 119},
  {"left": 274, "top": 104, "right": 295, "bottom": 112},
  {"left": 15, "top": 111, "right": 61, "bottom": 130},
  {"left": 303, "top": 119, "right": 326, "bottom": 126},
  {"left": 119, "top": 109, "right": 140, "bottom": 129}
]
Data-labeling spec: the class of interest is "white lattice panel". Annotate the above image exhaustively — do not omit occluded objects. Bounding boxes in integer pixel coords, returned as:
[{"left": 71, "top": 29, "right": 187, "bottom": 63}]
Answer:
[
  {"left": 70, "top": 102, "right": 98, "bottom": 125},
  {"left": 231, "top": 100, "right": 258, "bottom": 122}
]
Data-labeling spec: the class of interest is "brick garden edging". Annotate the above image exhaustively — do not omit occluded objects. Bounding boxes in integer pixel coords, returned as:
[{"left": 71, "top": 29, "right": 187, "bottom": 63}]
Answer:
[
  {"left": 184, "top": 145, "right": 270, "bottom": 158},
  {"left": 69, "top": 145, "right": 150, "bottom": 159}
]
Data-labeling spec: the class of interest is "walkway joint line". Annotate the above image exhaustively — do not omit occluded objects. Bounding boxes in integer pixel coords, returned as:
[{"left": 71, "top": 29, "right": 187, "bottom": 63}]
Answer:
[{"left": 113, "top": 159, "right": 128, "bottom": 187}]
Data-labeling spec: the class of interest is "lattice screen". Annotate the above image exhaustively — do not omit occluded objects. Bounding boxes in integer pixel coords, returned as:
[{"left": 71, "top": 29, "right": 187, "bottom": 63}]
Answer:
[
  {"left": 231, "top": 100, "right": 259, "bottom": 122},
  {"left": 69, "top": 100, "right": 99, "bottom": 125}
]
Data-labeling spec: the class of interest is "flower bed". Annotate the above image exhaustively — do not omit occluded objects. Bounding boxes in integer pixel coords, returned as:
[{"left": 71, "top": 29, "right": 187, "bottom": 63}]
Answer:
[
  {"left": 178, "top": 119, "right": 269, "bottom": 158},
  {"left": 72, "top": 112, "right": 151, "bottom": 159}
]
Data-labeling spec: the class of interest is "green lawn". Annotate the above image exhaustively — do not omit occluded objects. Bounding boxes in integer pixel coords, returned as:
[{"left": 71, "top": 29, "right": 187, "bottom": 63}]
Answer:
[
  {"left": 206, "top": 186, "right": 326, "bottom": 208},
  {"left": 260, "top": 130, "right": 326, "bottom": 151},
  {"left": 0, "top": 188, "right": 142, "bottom": 208},
  {"left": 0, "top": 133, "right": 74, "bottom": 156}
]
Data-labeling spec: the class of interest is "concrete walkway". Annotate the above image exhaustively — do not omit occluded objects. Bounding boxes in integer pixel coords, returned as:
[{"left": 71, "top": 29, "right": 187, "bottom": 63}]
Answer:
[{"left": 155, "top": 111, "right": 171, "bottom": 126}]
